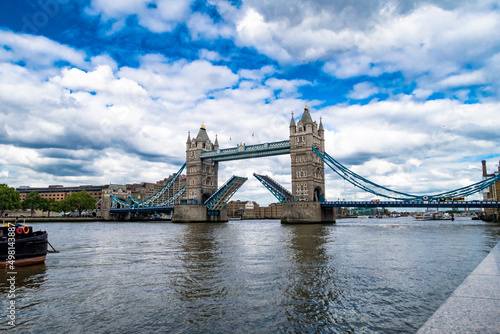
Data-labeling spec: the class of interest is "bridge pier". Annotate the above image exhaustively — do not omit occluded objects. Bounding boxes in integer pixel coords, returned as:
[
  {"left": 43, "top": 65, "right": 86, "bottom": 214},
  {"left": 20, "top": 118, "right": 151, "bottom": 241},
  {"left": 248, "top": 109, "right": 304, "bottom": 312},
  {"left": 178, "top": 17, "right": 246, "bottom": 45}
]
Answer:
[
  {"left": 172, "top": 205, "right": 228, "bottom": 223},
  {"left": 281, "top": 202, "right": 335, "bottom": 224}
]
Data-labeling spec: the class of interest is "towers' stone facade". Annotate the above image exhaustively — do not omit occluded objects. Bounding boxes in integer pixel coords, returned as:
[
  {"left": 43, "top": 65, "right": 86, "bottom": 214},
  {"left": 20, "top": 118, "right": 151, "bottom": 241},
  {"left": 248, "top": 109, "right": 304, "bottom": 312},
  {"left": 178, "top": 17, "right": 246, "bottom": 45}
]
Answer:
[
  {"left": 289, "top": 104, "right": 326, "bottom": 202},
  {"left": 185, "top": 125, "right": 219, "bottom": 204},
  {"left": 481, "top": 159, "right": 500, "bottom": 222}
]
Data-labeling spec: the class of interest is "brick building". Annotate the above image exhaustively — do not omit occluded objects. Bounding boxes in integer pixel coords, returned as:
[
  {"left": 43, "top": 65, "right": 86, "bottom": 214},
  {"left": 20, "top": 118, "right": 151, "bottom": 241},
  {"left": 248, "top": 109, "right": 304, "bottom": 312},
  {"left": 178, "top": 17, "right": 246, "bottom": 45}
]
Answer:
[
  {"left": 227, "top": 200, "right": 281, "bottom": 219},
  {"left": 127, "top": 174, "right": 186, "bottom": 204},
  {"left": 16, "top": 185, "right": 107, "bottom": 210}
]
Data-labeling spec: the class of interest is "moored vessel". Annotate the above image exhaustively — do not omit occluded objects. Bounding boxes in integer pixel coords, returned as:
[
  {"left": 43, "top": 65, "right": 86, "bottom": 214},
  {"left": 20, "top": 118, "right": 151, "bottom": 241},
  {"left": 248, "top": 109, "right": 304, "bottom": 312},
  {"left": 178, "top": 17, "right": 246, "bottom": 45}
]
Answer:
[
  {"left": 1, "top": 223, "right": 48, "bottom": 268},
  {"left": 415, "top": 211, "right": 454, "bottom": 221}
]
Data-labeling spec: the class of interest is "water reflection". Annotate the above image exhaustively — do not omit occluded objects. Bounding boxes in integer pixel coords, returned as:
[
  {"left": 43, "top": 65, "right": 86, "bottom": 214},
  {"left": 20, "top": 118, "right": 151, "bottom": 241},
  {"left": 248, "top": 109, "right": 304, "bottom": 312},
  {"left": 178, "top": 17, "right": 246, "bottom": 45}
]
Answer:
[
  {"left": 0, "top": 263, "right": 47, "bottom": 293},
  {"left": 281, "top": 224, "right": 347, "bottom": 332},
  {"left": 174, "top": 223, "right": 230, "bottom": 330},
  {"left": 0, "top": 264, "right": 47, "bottom": 330},
  {"left": 0, "top": 220, "right": 498, "bottom": 333}
]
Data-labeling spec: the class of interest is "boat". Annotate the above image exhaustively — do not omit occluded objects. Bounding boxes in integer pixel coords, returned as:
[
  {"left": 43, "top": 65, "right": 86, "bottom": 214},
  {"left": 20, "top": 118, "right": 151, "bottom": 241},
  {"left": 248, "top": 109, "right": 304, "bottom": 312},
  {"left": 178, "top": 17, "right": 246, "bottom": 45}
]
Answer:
[
  {"left": 1, "top": 223, "right": 48, "bottom": 268},
  {"left": 470, "top": 212, "right": 481, "bottom": 220},
  {"left": 417, "top": 211, "right": 454, "bottom": 221},
  {"left": 440, "top": 212, "right": 454, "bottom": 221}
]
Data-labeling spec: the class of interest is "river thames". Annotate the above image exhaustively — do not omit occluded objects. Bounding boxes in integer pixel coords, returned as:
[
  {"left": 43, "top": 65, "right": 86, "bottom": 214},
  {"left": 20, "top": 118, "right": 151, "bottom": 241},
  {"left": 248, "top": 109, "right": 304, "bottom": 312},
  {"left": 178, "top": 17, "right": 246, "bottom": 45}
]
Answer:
[{"left": 2, "top": 217, "right": 500, "bottom": 333}]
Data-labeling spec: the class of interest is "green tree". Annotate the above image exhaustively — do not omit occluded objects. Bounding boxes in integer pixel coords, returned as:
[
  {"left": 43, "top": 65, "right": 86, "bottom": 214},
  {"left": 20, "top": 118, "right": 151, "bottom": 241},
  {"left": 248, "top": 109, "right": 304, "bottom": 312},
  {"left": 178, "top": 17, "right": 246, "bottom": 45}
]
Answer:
[
  {"left": 22, "top": 191, "right": 45, "bottom": 217},
  {"left": 0, "top": 184, "right": 21, "bottom": 217},
  {"left": 66, "top": 191, "right": 96, "bottom": 217},
  {"left": 59, "top": 199, "right": 73, "bottom": 216},
  {"left": 43, "top": 198, "right": 61, "bottom": 218}
]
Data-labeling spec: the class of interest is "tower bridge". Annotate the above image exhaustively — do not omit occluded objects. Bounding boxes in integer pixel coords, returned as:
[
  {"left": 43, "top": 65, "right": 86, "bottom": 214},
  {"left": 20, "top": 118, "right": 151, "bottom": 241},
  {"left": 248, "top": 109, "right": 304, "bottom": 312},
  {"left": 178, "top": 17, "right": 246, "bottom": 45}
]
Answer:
[
  {"left": 102, "top": 104, "right": 500, "bottom": 222},
  {"left": 172, "top": 104, "right": 333, "bottom": 223}
]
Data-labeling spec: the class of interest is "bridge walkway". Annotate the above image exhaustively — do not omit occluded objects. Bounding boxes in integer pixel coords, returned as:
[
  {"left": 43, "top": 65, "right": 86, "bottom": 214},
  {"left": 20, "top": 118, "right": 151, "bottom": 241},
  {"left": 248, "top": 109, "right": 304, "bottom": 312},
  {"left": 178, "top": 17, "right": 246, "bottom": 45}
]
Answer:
[{"left": 418, "top": 240, "right": 500, "bottom": 333}]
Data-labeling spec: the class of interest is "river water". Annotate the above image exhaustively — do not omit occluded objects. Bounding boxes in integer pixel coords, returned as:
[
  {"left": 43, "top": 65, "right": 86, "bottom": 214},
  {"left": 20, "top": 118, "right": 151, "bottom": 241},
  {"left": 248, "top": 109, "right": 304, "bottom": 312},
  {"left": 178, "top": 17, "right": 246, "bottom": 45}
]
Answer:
[{"left": 1, "top": 217, "right": 500, "bottom": 333}]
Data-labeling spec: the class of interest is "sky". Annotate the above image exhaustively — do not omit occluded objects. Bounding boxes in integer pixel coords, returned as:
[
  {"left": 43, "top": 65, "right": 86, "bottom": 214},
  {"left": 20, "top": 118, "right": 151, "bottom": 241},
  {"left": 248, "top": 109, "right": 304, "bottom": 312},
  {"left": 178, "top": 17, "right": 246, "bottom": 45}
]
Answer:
[{"left": 0, "top": 0, "right": 499, "bottom": 205}]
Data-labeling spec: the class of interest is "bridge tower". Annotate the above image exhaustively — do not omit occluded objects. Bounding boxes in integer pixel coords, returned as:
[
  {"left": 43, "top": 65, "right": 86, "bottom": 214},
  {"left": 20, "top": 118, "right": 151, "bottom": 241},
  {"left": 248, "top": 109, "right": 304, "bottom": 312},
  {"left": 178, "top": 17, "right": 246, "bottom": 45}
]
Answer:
[
  {"left": 185, "top": 124, "right": 219, "bottom": 204},
  {"left": 282, "top": 104, "right": 334, "bottom": 223},
  {"left": 289, "top": 104, "right": 326, "bottom": 201},
  {"left": 172, "top": 124, "right": 225, "bottom": 222}
]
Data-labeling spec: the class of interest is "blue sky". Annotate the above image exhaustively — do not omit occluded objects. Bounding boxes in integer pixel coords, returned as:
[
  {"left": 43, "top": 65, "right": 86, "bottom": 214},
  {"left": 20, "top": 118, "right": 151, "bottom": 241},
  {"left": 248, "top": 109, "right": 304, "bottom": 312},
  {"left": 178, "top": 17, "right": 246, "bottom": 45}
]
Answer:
[{"left": 1, "top": 0, "right": 499, "bottom": 204}]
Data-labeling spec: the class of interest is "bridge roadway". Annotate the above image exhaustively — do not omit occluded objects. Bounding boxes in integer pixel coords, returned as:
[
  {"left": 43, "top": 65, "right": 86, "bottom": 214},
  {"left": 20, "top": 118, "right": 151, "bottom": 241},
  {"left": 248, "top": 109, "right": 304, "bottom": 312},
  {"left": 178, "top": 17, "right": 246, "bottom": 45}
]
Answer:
[
  {"left": 110, "top": 200, "right": 500, "bottom": 214},
  {"left": 110, "top": 206, "right": 174, "bottom": 213},
  {"left": 321, "top": 200, "right": 500, "bottom": 208}
]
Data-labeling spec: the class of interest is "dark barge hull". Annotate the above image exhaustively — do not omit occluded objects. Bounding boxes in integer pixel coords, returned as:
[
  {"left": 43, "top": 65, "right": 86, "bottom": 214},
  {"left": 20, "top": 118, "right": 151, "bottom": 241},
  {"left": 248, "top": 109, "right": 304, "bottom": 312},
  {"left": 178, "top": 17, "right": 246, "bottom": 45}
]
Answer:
[{"left": 0, "top": 231, "right": 48, "bottom": 268}]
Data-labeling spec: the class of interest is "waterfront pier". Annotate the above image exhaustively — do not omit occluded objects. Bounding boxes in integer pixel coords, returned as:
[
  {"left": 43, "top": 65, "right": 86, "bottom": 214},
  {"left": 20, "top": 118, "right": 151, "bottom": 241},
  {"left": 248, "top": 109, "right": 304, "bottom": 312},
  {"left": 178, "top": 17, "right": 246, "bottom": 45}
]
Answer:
[{"left": 418, "top": 240, "right": 500, "bottom": 333}]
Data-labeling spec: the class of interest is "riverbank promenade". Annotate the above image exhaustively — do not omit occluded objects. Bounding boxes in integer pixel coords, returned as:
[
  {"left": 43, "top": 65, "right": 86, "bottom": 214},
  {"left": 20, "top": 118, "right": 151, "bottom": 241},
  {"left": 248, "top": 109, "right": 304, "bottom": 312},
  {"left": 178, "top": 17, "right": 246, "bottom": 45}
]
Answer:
[{"left": 418, "top": 240, "right": 500, "bottom": 333}]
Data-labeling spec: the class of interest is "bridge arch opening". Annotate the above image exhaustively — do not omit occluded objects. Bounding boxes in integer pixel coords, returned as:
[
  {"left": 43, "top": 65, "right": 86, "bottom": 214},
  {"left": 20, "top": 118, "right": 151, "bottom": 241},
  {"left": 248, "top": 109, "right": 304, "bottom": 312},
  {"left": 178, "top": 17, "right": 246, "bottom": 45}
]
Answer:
[
  {"left": 314, "top": 187, "right": 322, "bottom": 202},
  {"left": 201, "top": 192, "right": 211, "bottom": 203}
]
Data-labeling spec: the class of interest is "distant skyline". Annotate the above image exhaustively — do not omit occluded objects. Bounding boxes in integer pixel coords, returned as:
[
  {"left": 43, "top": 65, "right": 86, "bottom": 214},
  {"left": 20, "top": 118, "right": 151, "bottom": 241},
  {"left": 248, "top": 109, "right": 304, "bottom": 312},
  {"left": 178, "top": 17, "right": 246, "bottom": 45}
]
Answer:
[{"left": 1, "top": 0, "right": 499, "bottom": 204}]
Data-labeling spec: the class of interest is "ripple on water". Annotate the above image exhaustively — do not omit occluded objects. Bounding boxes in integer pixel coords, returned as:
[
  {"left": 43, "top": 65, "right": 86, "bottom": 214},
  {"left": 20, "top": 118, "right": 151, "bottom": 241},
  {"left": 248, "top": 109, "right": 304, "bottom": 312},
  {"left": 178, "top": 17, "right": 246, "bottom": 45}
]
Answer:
[{"left": 1, "top": 219, "right": 499, "bottom": 333}]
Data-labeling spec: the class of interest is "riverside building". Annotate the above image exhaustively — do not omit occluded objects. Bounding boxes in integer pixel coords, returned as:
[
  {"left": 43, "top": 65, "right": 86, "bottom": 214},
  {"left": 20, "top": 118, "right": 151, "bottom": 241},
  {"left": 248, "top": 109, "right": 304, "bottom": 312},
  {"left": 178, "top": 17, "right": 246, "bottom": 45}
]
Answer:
[{"left": 16, "top": 185, "right": 106, "bottom": 210}]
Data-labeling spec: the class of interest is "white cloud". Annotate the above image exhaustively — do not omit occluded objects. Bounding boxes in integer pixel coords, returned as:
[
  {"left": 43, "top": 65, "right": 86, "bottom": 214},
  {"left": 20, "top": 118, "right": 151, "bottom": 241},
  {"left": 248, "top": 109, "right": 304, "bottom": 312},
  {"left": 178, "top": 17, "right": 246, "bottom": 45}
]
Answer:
[
  {"left": 118, "top": 58, "right": 239, "bottom": 107},
  {"left": 0, "top": 30, "right": 86, "bottom": 68},
  {"left": 412, "top": 88, "right": 433, "bottom": 99},
  {"left": 264, "top": 78, "right": 311, "bottom": 98},
  {"left": 319, "top": 97, "right": 500, "bottom": 197},
  {"left": 187, "top": 13, "right": 233, "bottom": 40},
  {"left": 199, "top": 49, "right": 227, "bottom": 62},
  {"left": 52, "top": 65, "right": 147, "bottom": 97},
  {"left": 0, "top": 33, "right": 308, "bottom": 204},
  {"left": 87, "top": 0, "right": 193, "bottom": 33},
  {"left": 0, "top": 169, "right": 8, "bottom": 178},
  {"left": 221, "top": 2, "right": 500, "bottom": 98},
  {"left": 437, "top": 70, "right": 487, "bottom": 88},
  {"left": 1, "top": 5, "right": 500, "bottom": 206},
  {"left": 347, "top": 82, "right": 379, "bottom": 100}
]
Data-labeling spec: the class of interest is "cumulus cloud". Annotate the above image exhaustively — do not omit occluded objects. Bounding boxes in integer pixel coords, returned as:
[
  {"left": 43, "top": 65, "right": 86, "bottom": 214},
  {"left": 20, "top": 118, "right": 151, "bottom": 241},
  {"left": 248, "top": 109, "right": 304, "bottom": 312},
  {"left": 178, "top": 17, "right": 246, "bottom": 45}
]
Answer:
[
  {"left": 187, "top": 12, "right": 233, "bottom": 40},
  {"left": 199, "top": 49, "right": 228, "bottom": 62},
  {"left": 0, "top": 31, "right": 309, "bottom": 204},
  {"left": 320, "top": 97, "right": 500, "bottom": 196},
  {"left": 87, "top": 0, "right": 194, "bottom": 33},
  {"left": 0, "top": 169, "right": 8, "bottom": 178},
  {"left": 215, "top": 1, "right": 500, "bottom": 101},
  {"left": 347, "top": 82, "right": 379, "bottom": 100},
  {"left": 0, "top": 29, "right": 86, "bottom": 68},
  {"left": 1, "top": 2, "right": 499, "bottom": 205}
]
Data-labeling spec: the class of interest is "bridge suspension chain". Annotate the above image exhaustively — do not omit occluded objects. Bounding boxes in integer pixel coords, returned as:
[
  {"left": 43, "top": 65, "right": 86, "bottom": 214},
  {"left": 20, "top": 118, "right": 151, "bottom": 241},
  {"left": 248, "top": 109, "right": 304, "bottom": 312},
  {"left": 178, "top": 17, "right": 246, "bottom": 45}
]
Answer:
[
  {"left": 313, "top": 147, "right": 419, "bottom": 200},
  {"left": 313, "top": 147, "right": 500, "bottom": 201},
  {"left": 110, "top": 194, "right": 133, "bottom": 208},
  {"left": 127, "top": 163, "right": 186, "bottom": 207},
  {"left": 156, "top": 186, "right": 186, "bottom": 206}
]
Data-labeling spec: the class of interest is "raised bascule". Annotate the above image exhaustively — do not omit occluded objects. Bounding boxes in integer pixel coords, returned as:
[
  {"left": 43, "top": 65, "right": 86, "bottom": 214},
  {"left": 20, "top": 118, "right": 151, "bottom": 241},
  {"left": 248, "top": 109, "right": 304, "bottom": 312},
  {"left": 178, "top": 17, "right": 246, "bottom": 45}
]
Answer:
[{"left": 102, "top": 104, "right": 500, "bottom": 222}]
